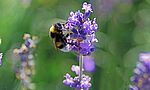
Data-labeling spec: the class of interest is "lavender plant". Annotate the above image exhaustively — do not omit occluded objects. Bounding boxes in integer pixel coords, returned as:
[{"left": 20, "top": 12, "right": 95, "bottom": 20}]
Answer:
[
  {"left": 129, "top": 53, "right": 150, "bottom": 90},
  {"left": 13, "top": 34, "right": 38, "bottom": 90},
  {"left": 57, "top": 2, "right": 98, "bottom": 90}
]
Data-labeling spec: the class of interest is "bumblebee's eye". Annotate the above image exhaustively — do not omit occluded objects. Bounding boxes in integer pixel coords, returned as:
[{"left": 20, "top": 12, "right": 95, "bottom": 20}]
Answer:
[{"left": 55, "top": 23, "right": 62, "bottom": 31}]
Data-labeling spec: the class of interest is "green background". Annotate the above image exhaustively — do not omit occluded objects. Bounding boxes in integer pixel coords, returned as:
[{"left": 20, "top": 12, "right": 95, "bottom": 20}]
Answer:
[{"left": 0, "top": 0, "right": 150, "bottom": 90}]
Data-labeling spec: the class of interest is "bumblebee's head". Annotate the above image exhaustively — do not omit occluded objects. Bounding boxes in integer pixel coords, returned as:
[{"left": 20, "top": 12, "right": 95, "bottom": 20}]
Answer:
[
  {"left": 54, "top": 23, "right": 62, "bottom": 31},
  {"left": 50, "top": 23, "right": 62, "bottom": 33}
]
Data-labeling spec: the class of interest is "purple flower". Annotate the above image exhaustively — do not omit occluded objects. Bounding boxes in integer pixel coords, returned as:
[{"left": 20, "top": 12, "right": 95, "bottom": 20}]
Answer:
[
  {"left": 63, "top": 65, "right": 91, "bottom": 90},
  {"left": 64, "top": 2, "right": 98, "bottom": 56},
  {"left": 63, "top": 73, "right": 74, "bottom": 86},
  {"left": 0, "top": 53, "right": 2, "bottom": 65},
  {"left": 13, "top": 34, "right": 37, "bottom": 90},
  {"left": 14, "top": 34, "right": 38, "bottom": 61},
  {"left": 62, "top": 2, "right": 97, "bottom": 90},
  {"left": 23, "top": 34, "right": 38, "bottom": 48},
  {"left": 129, "top": 53, "right": 150, "bottom": 90},
  {"left": 71, "top": 65, "right": 82, "bottom": 75},
  {"left": 67, "top": 10, "right": 83, "bottom": 29},
  {"left": 80, "top": 74, "right": 91, "bottom": 90},
  {"left": 91, "top": 18, "right": 98, "bottom": 31},
  {"left": 82, "top": 2, "right": 93, "bottom": 13}
]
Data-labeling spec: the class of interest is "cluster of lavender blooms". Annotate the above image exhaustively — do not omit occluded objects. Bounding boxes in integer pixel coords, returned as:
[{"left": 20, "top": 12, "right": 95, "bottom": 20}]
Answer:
[
  {"left": 63, "top": 65, "right": 91, "bottom": 90},
  {"left": 62, "top": 2, "right": 98, "bottom": 90},
  {"left": 13, "top": 34, "right": 38, "bottom": 90},
  {"left": 64, "top": 2, "right": 98, "bottom": 56},
  {"left": 129, "top": 53, "right": 150, "bottom": 90},
  {"left": 0, "top": 39, "right": 2, "bottom": 65}
]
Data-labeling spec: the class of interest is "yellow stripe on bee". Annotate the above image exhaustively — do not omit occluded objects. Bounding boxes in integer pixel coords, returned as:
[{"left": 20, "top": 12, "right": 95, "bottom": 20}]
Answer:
[{"left": 50, "top": 25, "right": 56, "bottom": 33}]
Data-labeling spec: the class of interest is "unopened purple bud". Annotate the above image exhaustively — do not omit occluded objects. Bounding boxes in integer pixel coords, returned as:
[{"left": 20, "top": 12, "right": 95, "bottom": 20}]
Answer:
[
  {"left": 91, "top": 18, "right": 98, "bottom": 31},
  {"left": 71, "top": 65, "right": 80, "bottom": 75},
  {"left": 80, "top": 75, "right": 91, "bottom": 89},
  {"left": 82, "top": 2, "right": 93, "bottom": 13},
  {"left": 63, "top": 73, "right": 74, "bottom": 86}
]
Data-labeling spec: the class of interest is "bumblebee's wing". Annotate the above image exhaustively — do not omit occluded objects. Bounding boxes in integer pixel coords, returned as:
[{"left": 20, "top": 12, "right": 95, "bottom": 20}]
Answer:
[{"left": 52, "top": 39, "right": 57, "bottom": 49}]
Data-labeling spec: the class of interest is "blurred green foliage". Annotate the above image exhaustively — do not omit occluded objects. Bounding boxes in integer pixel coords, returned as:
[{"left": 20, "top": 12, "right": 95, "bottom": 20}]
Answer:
[{"left": 0, "top": 0, "right": 150, "bottom": 90}]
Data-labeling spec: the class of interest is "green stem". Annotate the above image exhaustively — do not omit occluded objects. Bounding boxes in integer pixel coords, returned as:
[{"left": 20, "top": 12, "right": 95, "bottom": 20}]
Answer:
[{"left": 79, "top": 54, "right": 83, "bottom": 81}]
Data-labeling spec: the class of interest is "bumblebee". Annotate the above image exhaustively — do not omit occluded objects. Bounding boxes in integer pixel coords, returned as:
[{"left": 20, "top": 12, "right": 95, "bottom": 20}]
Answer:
[{"left": 49, "top": 23, "right": 69, "bottom": 51}]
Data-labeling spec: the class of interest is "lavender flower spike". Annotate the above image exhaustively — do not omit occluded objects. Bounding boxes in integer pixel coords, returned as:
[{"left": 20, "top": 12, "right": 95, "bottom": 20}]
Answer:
[
  {"left": 13, "top": 34, "right": 38, "bottom": 90},
  {"left": 65, "top": 2, "right": 98, "bottom": 56},
  {"left": 61, "top": 2, "right": 97, "bottom": 90},
  {"left": 129, "top": 53, "right": 150, "bottom": 90}
]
